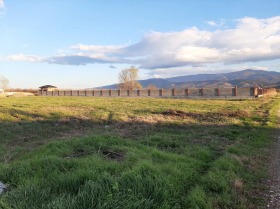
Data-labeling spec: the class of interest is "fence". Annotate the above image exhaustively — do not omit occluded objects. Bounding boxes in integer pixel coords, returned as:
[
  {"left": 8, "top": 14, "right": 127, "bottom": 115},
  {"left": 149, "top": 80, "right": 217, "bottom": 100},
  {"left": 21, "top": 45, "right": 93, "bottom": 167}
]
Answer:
[{"left": 38, "top": 87, "right": 277, "bottom": 98}]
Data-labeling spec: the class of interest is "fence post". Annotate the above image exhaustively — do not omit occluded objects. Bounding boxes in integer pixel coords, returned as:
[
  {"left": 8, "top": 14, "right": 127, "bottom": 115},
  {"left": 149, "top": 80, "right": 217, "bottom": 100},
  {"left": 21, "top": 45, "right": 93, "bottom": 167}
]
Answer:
[
  {"left": 185, "top": 88, "right": 189, "bottom": 97},
  {"left": 100, "top": 90, "right": 103, "bottom": 96},
  {"left": 118, "top": 89, "right": 120, "bottom": 96},
  {"left": 159, "top": 88, "right": 163, "bottom": 96},
  {"left": 200, "top": 88, "right": 204, "bottom": 96},
  {"left": 109, "top": 89, "right": 112, "bottom": 96},
  {"left": 216, "top": 87, "right": 220, "bottom": 96},
  {"left": 70, "top": 90, "right": 72, "bottom": 96},
  {"left": 137, "top": 89, "right": 140, "bottom": 96},
  {"left": 258, "top": 88, "right": 263, "bottom": 96},
  {"left": 172, "top": 88, "right": 175, "bottom": 96},
  {"left": 234, "top": 86, "right": 238, "bottom": 96},
  {"left": 52, "top": 91, "right": 54, "bottom": 96},
  {"left": 64, "top": 91, "right": 66, "bottom": 96},
  {"left": 127, "top": 89, "right": 130, "bottom": 96},
  {"left": 92, "top": 90, "right": 95, "bottom": 96},
  {"left": 148, "top": 89, "right": 151, "bottom": 96}
]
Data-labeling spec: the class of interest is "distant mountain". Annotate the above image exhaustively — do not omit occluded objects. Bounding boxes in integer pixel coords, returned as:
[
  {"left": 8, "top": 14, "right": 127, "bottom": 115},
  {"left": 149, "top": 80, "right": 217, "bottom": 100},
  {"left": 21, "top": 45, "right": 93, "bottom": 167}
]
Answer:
[{"left": 96, "top": 69, "right": 280, "bottom": 89}]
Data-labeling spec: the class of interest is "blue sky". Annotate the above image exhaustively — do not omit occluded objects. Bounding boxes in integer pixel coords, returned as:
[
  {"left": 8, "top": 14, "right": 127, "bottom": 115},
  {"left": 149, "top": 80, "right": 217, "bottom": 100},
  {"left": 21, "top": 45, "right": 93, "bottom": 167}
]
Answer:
[{"left": 0, "top": 0, "right": 280, "bottom": 89}]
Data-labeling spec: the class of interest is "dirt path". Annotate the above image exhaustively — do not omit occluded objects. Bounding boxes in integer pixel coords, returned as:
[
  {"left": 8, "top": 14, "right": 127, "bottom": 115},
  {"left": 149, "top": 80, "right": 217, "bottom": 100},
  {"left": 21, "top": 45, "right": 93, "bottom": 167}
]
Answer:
[{"left": 266, "top": 111, "right": 280, "bottom": 209}]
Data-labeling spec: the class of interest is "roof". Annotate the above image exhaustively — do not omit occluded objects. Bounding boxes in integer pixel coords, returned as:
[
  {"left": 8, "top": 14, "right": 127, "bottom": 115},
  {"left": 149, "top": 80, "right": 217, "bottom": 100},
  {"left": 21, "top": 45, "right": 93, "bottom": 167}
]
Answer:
[{"left": 39, "top": 85, "right": 57, "bottom": 89}]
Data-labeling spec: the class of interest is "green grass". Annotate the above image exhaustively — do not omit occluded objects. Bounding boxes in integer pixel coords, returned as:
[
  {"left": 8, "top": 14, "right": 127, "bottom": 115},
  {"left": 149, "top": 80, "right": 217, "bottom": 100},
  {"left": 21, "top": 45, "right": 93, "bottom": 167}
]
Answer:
[{"left": 0, "top": 96, "right": 279, "bottom": 209}]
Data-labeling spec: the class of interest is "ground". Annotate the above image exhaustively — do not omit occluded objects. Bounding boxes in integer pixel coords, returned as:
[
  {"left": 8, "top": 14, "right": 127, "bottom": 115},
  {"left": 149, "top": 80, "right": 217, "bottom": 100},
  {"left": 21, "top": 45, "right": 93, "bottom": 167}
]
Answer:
[
  {"left": 266, "top": 110, "right": 280, "bottom": 209},
  {"left": 0, "top": 96, "right": 279, "bottom": 209}
]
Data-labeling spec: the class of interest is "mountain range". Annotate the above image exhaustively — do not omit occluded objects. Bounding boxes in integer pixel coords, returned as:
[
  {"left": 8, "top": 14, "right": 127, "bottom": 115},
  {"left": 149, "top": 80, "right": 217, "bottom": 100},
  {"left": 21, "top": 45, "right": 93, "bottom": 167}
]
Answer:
[{"left": 97, "top": 69, "right": 280, "bottom": 89}]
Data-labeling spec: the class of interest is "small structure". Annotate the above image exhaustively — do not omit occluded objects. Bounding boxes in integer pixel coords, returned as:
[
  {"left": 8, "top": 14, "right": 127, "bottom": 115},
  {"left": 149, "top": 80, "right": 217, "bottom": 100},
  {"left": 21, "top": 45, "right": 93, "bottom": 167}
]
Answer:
[{"left": 39, "top": 85, "right": 58, "bottom": 91}]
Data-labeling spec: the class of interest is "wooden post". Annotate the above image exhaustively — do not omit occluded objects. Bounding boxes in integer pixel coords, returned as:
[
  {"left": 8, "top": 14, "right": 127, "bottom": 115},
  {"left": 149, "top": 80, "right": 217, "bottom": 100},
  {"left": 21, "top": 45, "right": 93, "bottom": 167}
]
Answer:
[
  {"left": 70, "top": 90, "right": 72, "bottom": 96},
  {"left": 52, "top": 91, "right": 54, "bottom": 96},
  {"left": 100, "top": 90, "right": 103, "bottom": 96},
  {"left": 200, "top": 88, "right": 204, "bottom": 96},
  {"left": 127, "top": 89, "right": 130, "bottom": 96},
  {"left": 148, "top": 89, "right": 151, "bottom": 96},
  {"left": 137, "top": 89, "right": 140, "bottom": 96},
  {"left": 118, "top": 89, "right": 120, "bottom": 96},
  {"left": 109, "top": 89, "right": 111, "bottom": 96},
  {"left": 64, "top": 91, "right": 66, "bottom": 96},
  {"left": 216, "top": 87, "right": 220, "bottom": 96}
]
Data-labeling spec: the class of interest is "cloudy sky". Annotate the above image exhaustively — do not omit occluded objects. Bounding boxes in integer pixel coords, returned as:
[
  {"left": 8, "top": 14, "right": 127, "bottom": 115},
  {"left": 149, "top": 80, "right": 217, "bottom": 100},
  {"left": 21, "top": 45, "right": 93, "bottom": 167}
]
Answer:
[{"left": 0, "top": 0, "right": 280, "bottom": 88}]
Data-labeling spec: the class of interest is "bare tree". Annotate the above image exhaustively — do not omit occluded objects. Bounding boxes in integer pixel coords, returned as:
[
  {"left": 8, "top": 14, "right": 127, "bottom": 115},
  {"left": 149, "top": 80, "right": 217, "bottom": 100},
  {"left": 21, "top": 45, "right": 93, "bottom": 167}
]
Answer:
[
  {"left": 0, "top": 75, "right": 9, "bottom": 91},
  {"left": 118, "top": 66, "right": 142, "bottom": 90}
]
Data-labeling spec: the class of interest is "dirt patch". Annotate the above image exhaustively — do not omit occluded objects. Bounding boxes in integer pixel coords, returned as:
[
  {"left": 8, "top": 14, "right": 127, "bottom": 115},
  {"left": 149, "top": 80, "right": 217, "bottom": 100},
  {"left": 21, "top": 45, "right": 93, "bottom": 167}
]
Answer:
[
  {"left": 161, "top": 109, "right": 202, "bottom": 118},
  {"left": 159, "top": 109, "right": 250, "bottom": 121},
  {"left": 101, "top": 148, "right": 124, "bottom": 161}
]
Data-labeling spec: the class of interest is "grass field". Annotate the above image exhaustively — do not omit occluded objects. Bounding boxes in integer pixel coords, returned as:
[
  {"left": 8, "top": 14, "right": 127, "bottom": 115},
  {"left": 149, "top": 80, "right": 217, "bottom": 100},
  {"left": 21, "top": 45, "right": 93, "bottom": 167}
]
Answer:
[{"left": 0, "top": 96, "right": 279, "bottom": 209}]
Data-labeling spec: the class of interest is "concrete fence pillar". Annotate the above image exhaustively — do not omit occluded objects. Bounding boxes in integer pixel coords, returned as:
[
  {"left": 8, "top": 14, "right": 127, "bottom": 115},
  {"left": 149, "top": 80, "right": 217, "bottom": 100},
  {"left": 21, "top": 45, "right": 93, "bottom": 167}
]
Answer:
[
  {"left": 250, "top": 87, "right": 257, "bottom": 97},
  {"left": 200, "top": 88, "right": 204, "bottom": 96},
  {"left": 159, "top": 88, "right": 163, "bottom": 96},
  {"left": 234, "top": 86, "right": 238, "bottom": 96},
  {"left": 172, "top": 88, "right": 175, "bottom": 96},
  {"left": 216, "top": 87, "right": 220, "bottom": 96},
  {"left": 185, "top": 88, "right": 189, "bottom": 96}
]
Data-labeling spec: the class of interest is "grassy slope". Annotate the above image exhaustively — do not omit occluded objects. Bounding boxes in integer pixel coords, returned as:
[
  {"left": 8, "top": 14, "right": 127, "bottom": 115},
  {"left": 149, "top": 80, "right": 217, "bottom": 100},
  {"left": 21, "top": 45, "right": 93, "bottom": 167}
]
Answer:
[{"left": 0, "top": 96, "right": 279, "bottom": 209}]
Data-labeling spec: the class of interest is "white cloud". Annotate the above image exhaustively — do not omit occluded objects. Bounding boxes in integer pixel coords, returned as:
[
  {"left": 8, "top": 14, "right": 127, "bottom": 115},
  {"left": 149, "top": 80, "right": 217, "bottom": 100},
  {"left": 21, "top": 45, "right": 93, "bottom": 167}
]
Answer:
[
  {"left": 7, "top": 16, "right": 280, "bottom": 71},
  {"left": 71, "top": 44, "right": 124, "bottom": 53},
  {"left": 7, "top": 54, "right": 43, "bottom": 62},
  {"left": 0, "top": 0, "right": 5, "bottom": 15},
  {"left": 0, "top": 0, "right": 4, "bottom": 9},
  {"left": 205, "top": 19, "right": 225, "bottom": 27}
]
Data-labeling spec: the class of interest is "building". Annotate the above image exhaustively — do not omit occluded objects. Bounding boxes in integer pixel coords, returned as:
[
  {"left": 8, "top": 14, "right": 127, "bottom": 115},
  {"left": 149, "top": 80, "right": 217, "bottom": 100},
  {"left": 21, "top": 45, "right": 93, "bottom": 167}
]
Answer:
[{"left": 39, "top": 85, "right": 58, "bottom": 91}]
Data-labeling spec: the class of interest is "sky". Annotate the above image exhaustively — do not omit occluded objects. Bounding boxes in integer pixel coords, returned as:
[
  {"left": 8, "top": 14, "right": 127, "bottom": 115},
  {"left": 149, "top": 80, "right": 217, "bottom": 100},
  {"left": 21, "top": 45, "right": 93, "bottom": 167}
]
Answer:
[{"left": 0, "top": 0, "right": 280, "bottom": 89}]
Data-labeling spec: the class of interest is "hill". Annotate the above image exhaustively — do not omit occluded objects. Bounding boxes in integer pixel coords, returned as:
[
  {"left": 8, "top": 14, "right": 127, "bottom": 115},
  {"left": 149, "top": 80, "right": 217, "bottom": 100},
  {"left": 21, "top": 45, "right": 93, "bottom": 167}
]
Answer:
[{"left": 97, "top": 69, "right": 280, "bottom": 89}]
